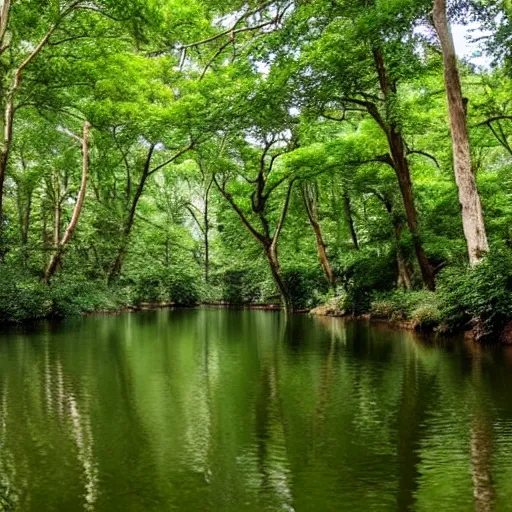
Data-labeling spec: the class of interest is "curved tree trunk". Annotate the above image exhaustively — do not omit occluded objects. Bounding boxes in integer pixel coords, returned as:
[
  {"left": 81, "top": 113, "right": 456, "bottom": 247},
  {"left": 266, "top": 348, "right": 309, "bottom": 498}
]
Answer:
[
  {"left": 45, "top": 122, "right": 91, "bottom": 283},
  {"left": 302, "top": 182, "right": 335, "bottom": 289},
  {"left": 389, "top": 135, "right": 435, "bottom": 290},
  {"left": 264, "top": 243, "right": 292, "bottom": 312},
  {"left": 433, "top": 0, "right": 489, "bottom": 266},
  {"left": 213, "top": 176, "right": 295, "bottom": 313}
]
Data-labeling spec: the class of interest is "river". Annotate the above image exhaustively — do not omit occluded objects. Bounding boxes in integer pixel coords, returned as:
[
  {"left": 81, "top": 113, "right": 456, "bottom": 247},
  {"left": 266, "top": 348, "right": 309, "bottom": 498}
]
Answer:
[{"left": 0, "top": 308, "right": 510, "bottom": 511}]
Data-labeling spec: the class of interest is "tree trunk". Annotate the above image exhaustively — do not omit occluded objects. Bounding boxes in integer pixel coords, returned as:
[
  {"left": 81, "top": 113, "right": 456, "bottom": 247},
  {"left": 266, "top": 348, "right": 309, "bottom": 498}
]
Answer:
[
  {"left": 0, "top": 151, "right": 6, "bottom": 229},
  {"left": 16, "top": 181, "right": 32, "bottom": 265},
  {"left": 108, "top": 144, "right": 155, "bottom": 284},
  {"left": 373, "top": 48, "right": 436, "bottom": 290},
  {"left": 302, "top": 183, "right": 335, "bottom": 288},
  {"left": 392, "top": 145, "right": 435, "bottom": 290},
  {"left": 264, "top": 244, "right": 292, "bottom": 313},
  {"left": 313, "top": 222, "right": 334, "bottom": 289},
  {"left": 0, "top": 151, "right": 8, "bottom": 259},
  {"left": 45, "top": 122, "right": 91, "bottom": 283},
  {"left": 53, "top": 200, "right": 61, "bottom": 246},
  {"left": 343, "top": 191, "right": 359, "bottom": 250},
  {"left": 433, "top": 0, "right": 489, "bottom": 266},
  {"left": 204, "top": 179, "right": 212, "bottom": 283},
  {"left": 395, "top": 219, "right": 413, "bottom": 291},
  {"left": 375, "top": 192, "right": 413, "bottom": 290}
]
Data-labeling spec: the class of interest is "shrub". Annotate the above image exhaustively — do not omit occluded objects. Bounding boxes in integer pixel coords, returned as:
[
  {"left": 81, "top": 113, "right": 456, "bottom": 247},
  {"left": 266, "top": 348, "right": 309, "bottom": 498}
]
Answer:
[
  {"left": 220, "top": 269, "right": 261, "bottom": 305},
  {"left": 282, "top": 264, "right": 330, "bottom": 310},
  {"left": 50, "top": 278, "right": 123, "bottom": 317},
  {"left": 0, "top": 267, "right": 52, "bottom": 322},
  {"left": 437, "top": 248, "right": 512, "bottom": 341},
  {"left": 370, "top": 298, "right": 395, "bottom": 319},
  {"left": 163, "top": 268, "right": 201, "bottom": 306},
  {"left": 131, "top": 271, "right": 163, "bottom": 305},
  {"left": 371, "top": 290, "right": 441, "bottom": 330},
  {"left": 341, "top": 249, "right": 397, "bottom": 315},
  {"left": 410, "top": 304, "right": 441, "bottom": 330}
]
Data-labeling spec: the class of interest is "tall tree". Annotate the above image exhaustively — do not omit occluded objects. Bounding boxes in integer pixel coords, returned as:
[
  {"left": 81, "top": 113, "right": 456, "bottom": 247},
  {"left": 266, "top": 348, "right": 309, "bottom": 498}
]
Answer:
[{"left": 433, "top": 0, "right": 489, "bottom": 266}]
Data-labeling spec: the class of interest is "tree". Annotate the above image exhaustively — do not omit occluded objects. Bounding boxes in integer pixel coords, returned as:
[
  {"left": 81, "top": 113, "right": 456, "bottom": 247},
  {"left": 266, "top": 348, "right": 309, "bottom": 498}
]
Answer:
[
  {"left": 45, "top": 121, "right": 91, "bottom": 283},
  {"left": 433, "top": 0, "right": 489, "bottom": 266},
  {"left": 213, "top": 133, "right": 297, "bottom": 311},
  {"left": 259, "top": 0, "right": 437, "bottom": 288},
  {"left": 301, "top": 180, "right": 335, "bottom": 289}
]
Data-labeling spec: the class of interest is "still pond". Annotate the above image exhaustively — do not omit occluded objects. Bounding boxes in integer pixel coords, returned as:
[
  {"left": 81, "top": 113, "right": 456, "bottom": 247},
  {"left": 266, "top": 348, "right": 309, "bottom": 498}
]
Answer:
[{"left": 0, "top": 309, "right": 511, "bottom": 511}]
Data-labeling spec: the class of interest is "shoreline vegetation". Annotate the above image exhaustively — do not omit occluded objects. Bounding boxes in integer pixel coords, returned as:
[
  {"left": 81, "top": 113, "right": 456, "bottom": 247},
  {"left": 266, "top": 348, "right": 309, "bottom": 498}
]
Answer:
[
  {"left": 2, "top": 2, "right": 512, "bottom": 345},
  {"left": 2, "top": 294, "right": 510, "bottom": 345}
]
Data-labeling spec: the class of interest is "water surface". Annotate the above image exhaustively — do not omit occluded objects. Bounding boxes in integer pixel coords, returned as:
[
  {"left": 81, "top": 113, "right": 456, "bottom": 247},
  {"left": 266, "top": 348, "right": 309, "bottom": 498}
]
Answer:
[{"left": 0, "top": 309, "right": 511, "bottom": 511}]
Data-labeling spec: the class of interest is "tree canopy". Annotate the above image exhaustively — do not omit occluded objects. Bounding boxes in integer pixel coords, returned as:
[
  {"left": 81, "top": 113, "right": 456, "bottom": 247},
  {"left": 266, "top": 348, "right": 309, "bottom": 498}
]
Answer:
[{"left": 1, "top": 0, "right": 512, "bottom": 339}]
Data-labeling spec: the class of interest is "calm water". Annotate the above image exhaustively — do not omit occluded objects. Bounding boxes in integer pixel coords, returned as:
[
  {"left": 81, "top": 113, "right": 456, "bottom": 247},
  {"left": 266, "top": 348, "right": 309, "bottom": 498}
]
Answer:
[{"left": 0, "top": 309, "right": 511, "bottom": 511}]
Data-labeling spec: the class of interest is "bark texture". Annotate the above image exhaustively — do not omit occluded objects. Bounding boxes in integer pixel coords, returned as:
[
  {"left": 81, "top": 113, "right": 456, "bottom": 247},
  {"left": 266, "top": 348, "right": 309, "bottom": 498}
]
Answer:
[
  {"left": 374, "top": 191, "right": 413, "bottom": 291},
  {"left": 433, "top": 0, "right": 489, "bottom": 266}
]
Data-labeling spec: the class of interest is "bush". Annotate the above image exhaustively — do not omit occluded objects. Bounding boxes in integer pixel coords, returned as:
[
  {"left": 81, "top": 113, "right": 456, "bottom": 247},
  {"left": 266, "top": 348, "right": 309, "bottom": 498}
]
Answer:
[
  {"left": 131, "top": 271, "right": 163, "bottom": 305},
  {"left": 50, "top": 278, "right": 123, "bottom": 317},
  {"left": 220, "top": 269, "right": 261, "bottom": 305},
  {"left": 341, "top": 249, "right": 397, "bottom": 315},
  {"left": 163, "top": 267, "right": 201, "bottom": 306},
  {"left": 437, "top": 249, "right": 512, "bottom": 341},
  {"left": 410, "top": 304, "right": 441, "bottom": 330},
  {"left": 282, "top": 264, "right": 330, "bottom": 310},
  {"left": 371, "top": 290, "right": 441, "bottom": 330},
  {"left": 0, "top": 267, "right": 52, "bottom": 322}
]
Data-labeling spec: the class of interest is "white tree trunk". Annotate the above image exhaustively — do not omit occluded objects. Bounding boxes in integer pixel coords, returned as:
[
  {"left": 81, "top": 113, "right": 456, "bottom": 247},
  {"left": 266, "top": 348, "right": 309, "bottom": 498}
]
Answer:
[{"left": 433, "top": 0, "right": 489, "bottom": 266}]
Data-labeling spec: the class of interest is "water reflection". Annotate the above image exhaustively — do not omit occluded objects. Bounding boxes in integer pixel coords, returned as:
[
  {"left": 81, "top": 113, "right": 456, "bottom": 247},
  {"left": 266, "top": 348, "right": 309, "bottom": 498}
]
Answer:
[{"left": 0, "top": 311, "right": 511, "bottom": 511}]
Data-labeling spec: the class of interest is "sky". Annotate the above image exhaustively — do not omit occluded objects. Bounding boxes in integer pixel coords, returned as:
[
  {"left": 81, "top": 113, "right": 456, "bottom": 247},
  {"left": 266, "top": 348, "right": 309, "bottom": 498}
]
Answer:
[{"left": 453, "top": 22, "right": 490, "bottom": 66}]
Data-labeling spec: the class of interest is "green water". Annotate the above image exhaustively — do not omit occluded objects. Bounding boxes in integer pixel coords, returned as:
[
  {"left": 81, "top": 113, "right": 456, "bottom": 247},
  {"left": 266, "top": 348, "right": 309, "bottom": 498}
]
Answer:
[{"left": 0, "top": 309, "right": 511, "bottom": 511}]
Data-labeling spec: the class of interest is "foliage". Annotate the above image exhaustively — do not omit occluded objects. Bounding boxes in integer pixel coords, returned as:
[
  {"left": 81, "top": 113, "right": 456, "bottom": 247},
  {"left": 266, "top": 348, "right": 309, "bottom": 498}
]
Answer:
[
  {"left": 340, "top": 249, "right": 397, "bottom": 316},
  {"left": 0, "top": 265, "right": 52, "bottom": 323},
  {"left": 371, "top": 290, "right": 441, "bottom": 330},
  {"left": 163, "top": 266, "right": 201, "bottom": 306},
  {"left": 282, "top": 264, "right": 330, "bottom": 310},
  {"left": 0, "top": 0, "right": 512, "bottom": 340},
  {"left": 50, "top": 278, "right": 125, "bottom": 317},
  {"left": 437, "top": 249, "right": 512, "bottom": 340},
  {"left": 218, "top": 270, "right": 262, "bottom": 305}
]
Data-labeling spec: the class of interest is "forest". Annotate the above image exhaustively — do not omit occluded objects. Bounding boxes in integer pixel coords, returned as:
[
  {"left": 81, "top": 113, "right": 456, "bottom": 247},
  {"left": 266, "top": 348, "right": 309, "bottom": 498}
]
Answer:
[{"left": 1, "top": 0, "right": 512, "bottom": 342}]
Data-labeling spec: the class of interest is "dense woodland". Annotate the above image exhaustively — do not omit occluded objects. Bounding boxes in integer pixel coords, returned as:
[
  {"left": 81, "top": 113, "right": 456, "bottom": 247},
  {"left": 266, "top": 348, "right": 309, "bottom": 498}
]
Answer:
[{"left": 1, "top": 0, "right": 512, "bottom": 340}]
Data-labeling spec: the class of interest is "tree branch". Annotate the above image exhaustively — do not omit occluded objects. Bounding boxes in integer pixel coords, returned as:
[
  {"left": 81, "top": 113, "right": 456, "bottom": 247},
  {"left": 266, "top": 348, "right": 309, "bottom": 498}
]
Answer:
[
  {"left": 213, "top": 174, "right": 265, "bottom": 244},
  {"left": 407, "top": 149, "right": 440, "bottom": 169},
  {"left": 148, "top": 141, "right": 195, "bottom": 176},
  {"left": 271, "top": 178, "right": 295, "bottom": 247}
]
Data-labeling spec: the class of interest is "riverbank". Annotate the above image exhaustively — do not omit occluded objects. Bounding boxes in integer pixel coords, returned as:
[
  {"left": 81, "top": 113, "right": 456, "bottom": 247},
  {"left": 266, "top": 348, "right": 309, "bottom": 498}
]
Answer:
[
  {"left": 2, "top": 291, "right": 511, "bottom": 345},
  {"left": 310, "top": 295, "right": 512, "bottom": 345}
]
